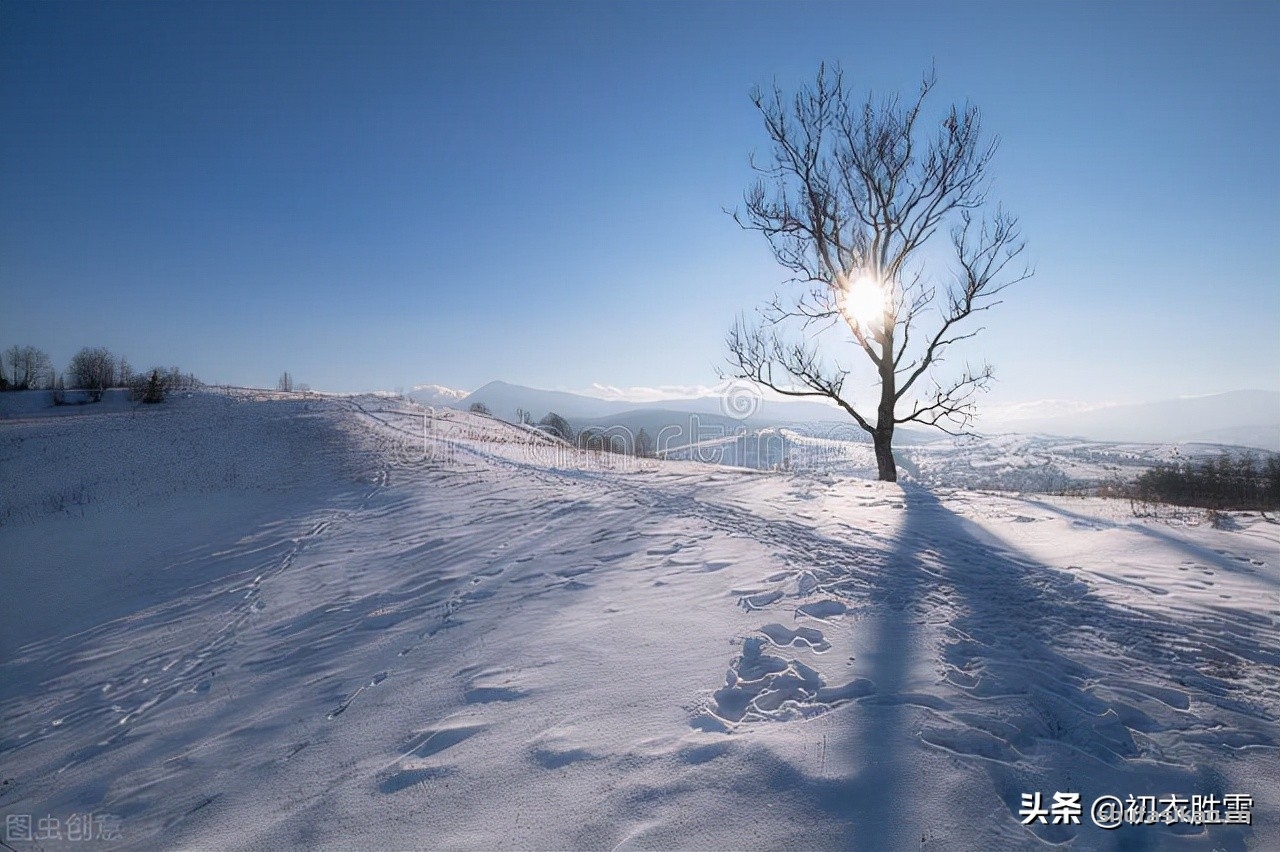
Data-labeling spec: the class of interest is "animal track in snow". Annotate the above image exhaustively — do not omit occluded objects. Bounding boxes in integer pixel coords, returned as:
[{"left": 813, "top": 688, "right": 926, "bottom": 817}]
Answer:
[{"left": 326, "top": 671, "right": 388, "bottom": 719}]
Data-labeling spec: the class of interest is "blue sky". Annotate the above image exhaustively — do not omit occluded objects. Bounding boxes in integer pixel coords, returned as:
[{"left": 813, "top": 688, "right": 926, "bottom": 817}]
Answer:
[{"left": 2, "top": 1, "right": 1276, "bottom": 404}]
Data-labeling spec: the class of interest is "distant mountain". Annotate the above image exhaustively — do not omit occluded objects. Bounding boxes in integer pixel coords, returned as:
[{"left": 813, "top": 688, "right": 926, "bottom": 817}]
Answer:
[
  {"left": 455, "top": 380, "right": 852, "bottom": 425},
  {"left": 997, "top": 390, "right": 1280, "bottom": 452},
  {"left": 457, "top": 381, "right": 629, "bottom": 420},
  {"left": 407, "top": 384, "right": 469, "bottom": 408}
]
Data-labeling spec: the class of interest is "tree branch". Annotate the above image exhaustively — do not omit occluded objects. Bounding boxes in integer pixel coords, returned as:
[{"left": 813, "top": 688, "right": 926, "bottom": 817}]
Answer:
[{"left": 725, "top": 318, "right": 875, "bottom": 434}]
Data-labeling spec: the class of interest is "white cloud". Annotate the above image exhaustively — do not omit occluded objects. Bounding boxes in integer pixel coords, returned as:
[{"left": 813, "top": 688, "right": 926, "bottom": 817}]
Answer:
[
  {"left": 576, "top": 383, "right": 722, "bottom": 403},
  {"left": 977, "top": 399, "right": 1114, "bottom": 423}
]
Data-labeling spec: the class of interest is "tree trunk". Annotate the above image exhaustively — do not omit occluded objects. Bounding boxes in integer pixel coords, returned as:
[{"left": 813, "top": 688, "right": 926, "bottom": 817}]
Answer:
[
  {"left": 873, "top": 430, "right": 897, "bottom": 482},
  {"left": 875, "top": 351, "right": 898, "bottom": 482}
]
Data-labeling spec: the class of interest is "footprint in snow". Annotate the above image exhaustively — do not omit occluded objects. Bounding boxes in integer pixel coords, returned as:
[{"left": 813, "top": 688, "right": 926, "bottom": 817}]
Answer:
[
  {"left": 759, "top": 622, "right": 831, "bottom": 652},
  {"left": 740, "top": 590, "right": 783, "bottom": 611},
  {"left": 531, "top": 746, "right": 596, "bottom": 769},
  {"left": 797, "top": 599, "right": 847, "bottom": 619},
  {"left": 464, "top": 686, "right": 527, "bottom": 703},
  {"left": 694, "top": 637, "right": 872, "bottom": 731}
]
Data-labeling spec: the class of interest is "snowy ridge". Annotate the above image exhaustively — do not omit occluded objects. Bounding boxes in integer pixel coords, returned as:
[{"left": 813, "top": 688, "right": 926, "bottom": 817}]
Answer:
[
  {"left": 1, "top": 391, "right": 1277, "bottom": 848},
  {"left": 718, "top": 428, "right": 1274, "bottom": 493}
]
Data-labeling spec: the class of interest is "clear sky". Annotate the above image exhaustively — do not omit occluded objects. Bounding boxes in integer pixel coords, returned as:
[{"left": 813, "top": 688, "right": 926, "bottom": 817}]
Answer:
[{"left": 2, "top": 0, "right": 1276, "bottom": 405}]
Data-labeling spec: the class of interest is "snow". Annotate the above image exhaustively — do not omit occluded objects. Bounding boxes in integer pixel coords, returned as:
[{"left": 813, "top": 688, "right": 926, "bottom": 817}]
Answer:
[
  {"left": 1, "top": 390, "right": 1277, "bottom": 848},
  {"left": 0, "top": 389, "right": 138, "bottom": 421},
  {"left": 772, "top": 428, "right": 1264, "bottom": 494}
]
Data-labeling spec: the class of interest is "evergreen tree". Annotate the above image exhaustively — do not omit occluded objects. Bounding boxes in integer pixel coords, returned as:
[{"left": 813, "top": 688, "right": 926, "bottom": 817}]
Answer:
[
  {"left": 635, "top": 428, "right": 654, "bottom": 458},
  {"left": 538, "top": 412, "right": 574, "bottom": 443},
  {"left": 143, "top": 369, "right": 164, "bottom": 403}
]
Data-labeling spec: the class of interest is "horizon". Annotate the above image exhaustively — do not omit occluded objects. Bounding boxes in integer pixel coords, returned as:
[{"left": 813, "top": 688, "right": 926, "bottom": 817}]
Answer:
[
  {"left": 3, "top": 2, "right": 1278, "bottom": 408},
  {"left": 412, "top": 378, "right": 1280, "bottom": 418}
]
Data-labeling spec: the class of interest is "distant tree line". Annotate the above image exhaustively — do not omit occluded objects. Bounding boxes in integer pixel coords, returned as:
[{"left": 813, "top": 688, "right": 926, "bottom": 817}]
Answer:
[
  {"left": 1130, "top": 452, "right": 1280, "bottom": 511},
  {"left": 576, "top": 425, "right": 655, "bottom": 458},
  {"left": 0, "top": 343, "right": 199, "bottom": 404}
]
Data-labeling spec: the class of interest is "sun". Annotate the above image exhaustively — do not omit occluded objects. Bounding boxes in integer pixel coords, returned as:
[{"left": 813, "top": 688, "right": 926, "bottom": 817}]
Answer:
[{"left": 839, "top": 273, "right": 886, "bottom": 332}]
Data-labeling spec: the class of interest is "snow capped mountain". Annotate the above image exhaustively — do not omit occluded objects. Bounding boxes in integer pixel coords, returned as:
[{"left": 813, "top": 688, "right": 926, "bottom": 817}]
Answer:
[
  {"left": 406, "top": 383, "right": 469, "bottom": 408},
  {"left": 458, "top": 380, "right": 629, "bottom": 419}
]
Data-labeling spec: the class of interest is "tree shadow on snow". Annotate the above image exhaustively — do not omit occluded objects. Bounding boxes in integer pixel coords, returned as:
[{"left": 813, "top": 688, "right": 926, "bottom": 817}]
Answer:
[{"left": 781, "top": 484, "right": 1270, "bottom": 849}]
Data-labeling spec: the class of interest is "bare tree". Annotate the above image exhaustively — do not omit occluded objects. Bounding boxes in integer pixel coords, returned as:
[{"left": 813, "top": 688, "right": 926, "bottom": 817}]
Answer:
[
  {"left": 277, "top": 372, "right": 293, "bottom": 393},
  {"left": 142, "top": 369, "right": 165, "bottom": 404},
  {"left": 66, "top": 346, "right": 119, "bottom": 400},
  {"left": 727, "top": 65, "right": 1031, "bottom": 481},
  {"left": 4, "top": 344, "right": 53, "bottom": 390}
]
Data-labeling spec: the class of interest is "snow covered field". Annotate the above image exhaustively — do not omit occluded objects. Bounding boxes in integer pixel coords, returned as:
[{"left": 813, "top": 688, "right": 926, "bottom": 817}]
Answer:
[{"left": 1, "top": 391, "right": 1277, "bottom": 849}]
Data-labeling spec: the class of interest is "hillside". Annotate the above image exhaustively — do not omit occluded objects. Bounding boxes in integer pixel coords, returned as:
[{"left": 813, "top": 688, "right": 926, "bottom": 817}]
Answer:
[{"left": 1, "top": 391, "right": 1277, "bottom": 848}]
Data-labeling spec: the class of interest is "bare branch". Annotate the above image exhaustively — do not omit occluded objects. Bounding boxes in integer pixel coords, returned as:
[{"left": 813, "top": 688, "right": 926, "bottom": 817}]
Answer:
[
  {"left": 725, "top": 318, "right": 875, "bottom": 434},
  {"left": 896, "top": 362, "right": 995, "bottom": 434}
]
